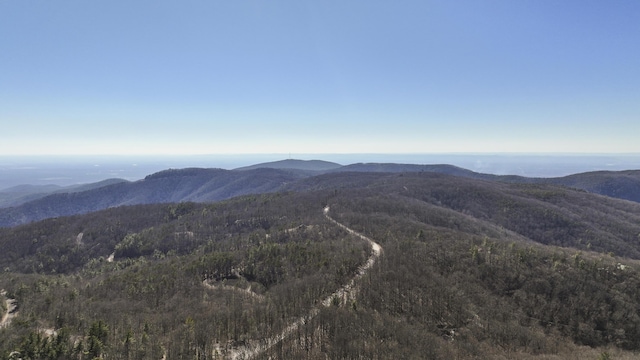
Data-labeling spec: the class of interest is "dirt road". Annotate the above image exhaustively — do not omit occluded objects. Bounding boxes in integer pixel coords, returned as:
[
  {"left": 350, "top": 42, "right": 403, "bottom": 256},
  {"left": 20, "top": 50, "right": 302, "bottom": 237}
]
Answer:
[
  {"left": 224, "top": 206, "right": 383, "bottom": 360},
  {"left": 0, "top": 290, "right": 17, "bottom": 328}
]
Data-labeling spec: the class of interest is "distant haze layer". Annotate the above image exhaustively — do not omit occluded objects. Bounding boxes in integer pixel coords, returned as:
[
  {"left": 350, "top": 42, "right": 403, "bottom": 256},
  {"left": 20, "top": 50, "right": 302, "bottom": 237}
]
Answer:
[{"left": 1, "top": 153, "right": 640, "bottom": 190}]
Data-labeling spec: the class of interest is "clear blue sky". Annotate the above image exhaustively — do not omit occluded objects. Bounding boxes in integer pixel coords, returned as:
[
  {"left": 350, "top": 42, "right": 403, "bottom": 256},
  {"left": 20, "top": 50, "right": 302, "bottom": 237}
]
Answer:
[{"left": 1, "top": 0, "right": 639, "bottom": 155}]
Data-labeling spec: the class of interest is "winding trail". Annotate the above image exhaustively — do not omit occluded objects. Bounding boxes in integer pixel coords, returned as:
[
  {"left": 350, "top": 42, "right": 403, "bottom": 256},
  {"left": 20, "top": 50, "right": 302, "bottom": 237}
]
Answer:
[
  {"left": 224, "top": 206, "right": 383, "bottom": 360},
  {"left": 0, "top": 290, "right": 18, "bottom": 329}
]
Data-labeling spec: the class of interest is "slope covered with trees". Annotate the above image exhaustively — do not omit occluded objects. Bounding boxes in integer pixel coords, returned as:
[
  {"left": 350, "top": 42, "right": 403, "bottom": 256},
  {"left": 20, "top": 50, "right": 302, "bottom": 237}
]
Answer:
[
  {"left": 0, "top": 179, "right": 128, "bottom": 208},
  {"left": 2, "top": 172, "right": 640, "bottom": 359},
  {"left": 0, "top": 168, "right": 305, "bottom": 227},
  {"left": 2, "top": 161, "right": 640, "bottom": 229}
]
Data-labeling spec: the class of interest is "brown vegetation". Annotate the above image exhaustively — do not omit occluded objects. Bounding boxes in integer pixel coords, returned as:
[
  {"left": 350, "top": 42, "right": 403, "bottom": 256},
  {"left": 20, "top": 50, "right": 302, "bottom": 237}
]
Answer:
[{"left": 2, "top": 172, "right": 640, "bottom": 359}]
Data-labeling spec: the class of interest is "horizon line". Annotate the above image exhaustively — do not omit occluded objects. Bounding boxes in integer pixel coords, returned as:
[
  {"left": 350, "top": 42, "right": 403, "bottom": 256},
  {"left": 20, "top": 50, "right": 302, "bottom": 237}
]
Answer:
[{"left": 2, "top": 152, "right": 640, "bottom": 158}]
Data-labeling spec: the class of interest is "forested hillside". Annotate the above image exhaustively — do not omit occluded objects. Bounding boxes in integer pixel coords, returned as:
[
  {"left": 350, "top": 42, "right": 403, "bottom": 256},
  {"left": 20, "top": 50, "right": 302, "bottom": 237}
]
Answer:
[
  {"left": 329, "top": 163, "right": 640, "bottom": 203},
  {"left": 2, "top": 161, "right": 640, "bottom": 229},
  {"left": 0, "top": 168, "right": 305, "bottom": 227},
  {"left": 0, "top": 179, "right": 128, "bottom": 208},
  {"left": 550, "top": 170, "right": 640, "bottom": 203},
  {"left": 2, "top": 172, "right": 640, "bottom": 359}
]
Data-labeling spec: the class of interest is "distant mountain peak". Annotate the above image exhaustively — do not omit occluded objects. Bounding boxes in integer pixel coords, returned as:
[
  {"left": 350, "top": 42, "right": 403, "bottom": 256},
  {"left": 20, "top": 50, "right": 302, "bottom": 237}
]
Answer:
[
  {"left": 234, "top": 159, "right": 342, "bottom": 172},
  {"left": 144, "top": 167, "right": 225, "bottom": 180}
]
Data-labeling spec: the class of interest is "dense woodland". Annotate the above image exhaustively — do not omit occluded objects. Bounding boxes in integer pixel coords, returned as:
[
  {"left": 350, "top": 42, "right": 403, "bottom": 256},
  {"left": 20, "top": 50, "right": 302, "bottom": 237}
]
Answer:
[
  {"left": 2, "top": 162, "right": 640, "bottom": 228},
  {"left": 2, "top": 172, "right": 640, "bottom": 359}
]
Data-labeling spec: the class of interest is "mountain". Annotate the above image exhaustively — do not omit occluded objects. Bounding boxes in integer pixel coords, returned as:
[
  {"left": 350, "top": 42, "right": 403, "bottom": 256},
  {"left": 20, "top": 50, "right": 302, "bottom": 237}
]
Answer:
[
  {"left": 0, "top": 184, "right": 63, "bottom": 194},
  {"left": 234, "top": 159, "right": 342, "bottom": 172},
  {"left": 0, "top": 179, "right": 128, "bottom": 208},
  {"left": 1, "top": 160, "right": 640, "bottom": 228},
  {"left": 3, "top": 171, "right": 640, "bottom": 358},
  {"left": 331, "top": 162, "right": 497, "bottom": 179},
  {"left": 547, "top": 170, "right": 640, "bottom": 203},
  {"left": 0, "top": 168, "right": 304, "bottom": 227},
  {"left": 330, "top": 162, "right": 640, "bottom": 203}
]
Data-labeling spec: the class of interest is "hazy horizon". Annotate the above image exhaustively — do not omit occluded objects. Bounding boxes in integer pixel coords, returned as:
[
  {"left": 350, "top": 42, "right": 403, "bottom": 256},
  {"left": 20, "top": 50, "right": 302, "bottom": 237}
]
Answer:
[{"left": 2, "top": 153, "right": 640, "bottom": 190}]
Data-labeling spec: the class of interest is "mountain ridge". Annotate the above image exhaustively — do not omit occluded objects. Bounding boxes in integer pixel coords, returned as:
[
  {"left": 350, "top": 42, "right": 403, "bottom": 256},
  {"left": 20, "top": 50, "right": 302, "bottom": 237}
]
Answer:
[
  {"left": 234, "top": 159, "right": 342, "bottom": 172},
  {"left": 1, "top": 159, "right": 639, "bottom": 227},
  {"left": 0, "top": 178, "right": 128, "bottom": 208},
  {"left": 3, "top": 171, "right": 640, "bottom": 358},
  {"left": 0, "top": 169, "right": 640, "bottom": 360}
]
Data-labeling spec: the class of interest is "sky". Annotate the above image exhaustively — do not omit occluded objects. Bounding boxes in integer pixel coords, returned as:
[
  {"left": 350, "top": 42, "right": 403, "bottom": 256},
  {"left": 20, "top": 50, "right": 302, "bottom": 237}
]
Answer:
[{"left": 1, "top": 0, "right": 639, "bottom": 156}]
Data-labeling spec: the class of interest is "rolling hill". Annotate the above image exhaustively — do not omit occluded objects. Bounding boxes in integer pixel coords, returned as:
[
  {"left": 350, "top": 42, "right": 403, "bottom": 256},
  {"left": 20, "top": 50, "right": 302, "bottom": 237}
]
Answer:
[
  {"left": 0, "top": 168, "right": 305, "bottom": 227},
  {"left": 0, "top": 179, "right": 128, "bottom": 208},
  {"left": 1, "top": 160, "right": 640, "bottom": 228},
  {"left": 548, "top": 170, "right": 640, "bottom": 203},
  {"left": 2, "top": 171, "right": 640, "bottom": 358}
]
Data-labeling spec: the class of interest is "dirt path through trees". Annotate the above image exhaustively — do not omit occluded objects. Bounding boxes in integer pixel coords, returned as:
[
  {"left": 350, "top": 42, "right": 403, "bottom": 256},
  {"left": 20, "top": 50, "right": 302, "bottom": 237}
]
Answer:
[
  {"left": 224, "top": 206, "right": 383, "bottom": 360},
  {"left": 0, "top": 290, "right": 17, "bottom": 328}
]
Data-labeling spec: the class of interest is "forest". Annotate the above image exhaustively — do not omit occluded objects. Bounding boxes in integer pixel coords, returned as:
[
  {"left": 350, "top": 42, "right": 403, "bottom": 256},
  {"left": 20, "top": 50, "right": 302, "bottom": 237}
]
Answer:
[{"left": 2, "top": 171, "right": 640, "bottom": 359}]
